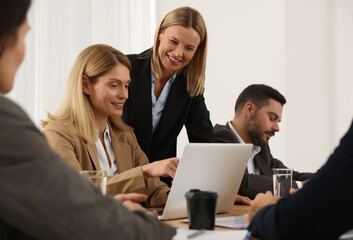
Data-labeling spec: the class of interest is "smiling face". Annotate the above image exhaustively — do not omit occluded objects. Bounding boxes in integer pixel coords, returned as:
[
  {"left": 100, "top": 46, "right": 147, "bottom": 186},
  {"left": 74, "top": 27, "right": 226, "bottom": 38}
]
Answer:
[
  {"left": 157, "top": 25, "right": 201, "bottom": 78},
  {"left": 0, "top": 18, "right": 29, "bottom": 94},
  {"left": 248, "top": 99, "right": 283, "bottom": 146},
  {"left": 83, "top": 64, "right": 131, "bottom": 123}
]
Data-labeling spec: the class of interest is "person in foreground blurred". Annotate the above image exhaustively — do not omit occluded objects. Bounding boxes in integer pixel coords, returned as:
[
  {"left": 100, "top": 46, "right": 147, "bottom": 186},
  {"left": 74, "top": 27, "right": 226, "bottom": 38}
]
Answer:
[
  {"left": 214, "top": 84, "right": 313, "bottom": 202},
  {"left": 123, "top": 6, "right": 215, "bottom": 187},
  {"left": 244, "top": 120, "right": 353, "bottom": 240},
  {"left": 0, "top": 0, "right": 176, "bottom": 239},
  {"left": 42, "top": 44, "right": 179, "bottom": 207}
]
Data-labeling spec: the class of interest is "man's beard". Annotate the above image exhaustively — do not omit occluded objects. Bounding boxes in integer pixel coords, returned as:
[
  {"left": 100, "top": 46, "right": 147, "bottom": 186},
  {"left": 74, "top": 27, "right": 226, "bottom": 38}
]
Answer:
[{"left": 248, "top": 113, "right": 269, "bottom": 147}]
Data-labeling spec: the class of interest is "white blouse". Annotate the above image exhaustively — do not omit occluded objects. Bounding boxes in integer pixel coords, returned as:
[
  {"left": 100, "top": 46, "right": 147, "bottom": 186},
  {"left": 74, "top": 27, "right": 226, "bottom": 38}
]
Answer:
[{"left": 94, "top": 124, "right": 118, "bottom": 176}]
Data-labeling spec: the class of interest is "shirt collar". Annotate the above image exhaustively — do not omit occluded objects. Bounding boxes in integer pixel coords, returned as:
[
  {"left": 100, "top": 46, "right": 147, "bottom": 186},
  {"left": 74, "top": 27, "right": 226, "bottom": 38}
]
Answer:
[
  {"left": 227, "top": 121, "right": 261, "bottom": 154},
  {"left": 227, "top": 121, "right": 245, "bottom": 144},
  {"left": 151, "top": 69, "right": 177, "bottom": 84},
  {"left": 95, "top": 123, "right": 112, "bottom": 142},
  {"left": 104, "top": 123, "right": 112, "bottom": 142}
]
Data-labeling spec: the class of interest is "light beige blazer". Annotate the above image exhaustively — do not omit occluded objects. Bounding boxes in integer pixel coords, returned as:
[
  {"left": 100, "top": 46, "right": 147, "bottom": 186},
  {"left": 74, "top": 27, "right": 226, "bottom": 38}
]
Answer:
[{"left": 43, "top": 119, "right": 169, "bottom": 207}]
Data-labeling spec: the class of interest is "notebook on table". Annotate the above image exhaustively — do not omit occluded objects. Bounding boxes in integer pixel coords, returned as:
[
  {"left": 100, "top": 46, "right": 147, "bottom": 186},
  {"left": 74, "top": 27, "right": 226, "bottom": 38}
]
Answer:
[{"left": 158, "top": 143, "right": 252, "bottom": 220}]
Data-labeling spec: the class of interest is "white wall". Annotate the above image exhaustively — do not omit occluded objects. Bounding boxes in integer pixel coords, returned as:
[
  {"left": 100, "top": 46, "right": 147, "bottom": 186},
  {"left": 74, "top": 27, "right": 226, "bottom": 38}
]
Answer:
[
  {"left": 285, "top": 0, "right": 332, "bottom": 171},
  {"left": 285, "top": 0, "right": 353, "bottom": 171},
  {"left": 331, "top": 0, "right": 353, "bottom": 149},
  {"left": 7, "top": 0, "right": 353, "bottom": 173}
]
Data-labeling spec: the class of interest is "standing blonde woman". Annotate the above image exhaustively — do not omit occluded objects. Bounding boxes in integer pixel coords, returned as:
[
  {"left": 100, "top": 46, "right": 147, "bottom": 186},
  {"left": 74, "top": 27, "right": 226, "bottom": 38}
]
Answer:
[
  {"left": 42, "top": 44, "right": 179, "bottom": 207},
  {"left": 123, "top": 7, "right": 215, "bottom": 187}
]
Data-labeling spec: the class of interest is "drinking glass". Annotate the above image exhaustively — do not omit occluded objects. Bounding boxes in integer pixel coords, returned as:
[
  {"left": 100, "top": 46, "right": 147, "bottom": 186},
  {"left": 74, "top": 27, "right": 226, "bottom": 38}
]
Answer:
[
  {"left": 80, "top": 170, "right": 107, "bottom": 196},
  {"left": 272, "top": 168, "right": 292, "bottom": 198}
]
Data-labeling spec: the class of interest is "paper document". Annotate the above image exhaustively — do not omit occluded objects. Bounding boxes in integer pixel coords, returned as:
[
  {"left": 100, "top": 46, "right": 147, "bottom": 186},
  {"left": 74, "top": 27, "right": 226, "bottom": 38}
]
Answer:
[
  {"left": 214, "top": 215, "right": 249, "bottom": 229},
  {"left": 172, "top": 229, "right": 247, "bottom": 240},
  {"left": 339, "top": 229, "right": 353, "bottom": 240}
]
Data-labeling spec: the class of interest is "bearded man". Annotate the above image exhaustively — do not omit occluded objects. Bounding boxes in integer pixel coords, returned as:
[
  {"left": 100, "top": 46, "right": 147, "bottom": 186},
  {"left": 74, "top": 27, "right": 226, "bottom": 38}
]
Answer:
[{"left": 214, "top": 84, "right": 314, "bottom": 201}]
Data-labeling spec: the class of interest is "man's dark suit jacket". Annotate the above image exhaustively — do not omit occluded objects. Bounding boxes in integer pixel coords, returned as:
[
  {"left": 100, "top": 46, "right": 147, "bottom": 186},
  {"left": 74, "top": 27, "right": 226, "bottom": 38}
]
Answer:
[
  {"left": 214, "top": 123, "right": 313, "bottom": 199},
  {"left": 248, "top": 120, "right": 353, "bottom": 240},
  {"left": 123, "top": 49, "right": 215, "bottom": 186},
  {"left": 0, "top": 96, "right": 176, "bottom": 239}
]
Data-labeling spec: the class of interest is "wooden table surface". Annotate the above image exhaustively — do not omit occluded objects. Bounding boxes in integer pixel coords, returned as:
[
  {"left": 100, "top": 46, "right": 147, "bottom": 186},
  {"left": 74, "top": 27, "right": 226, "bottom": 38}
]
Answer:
[{"left": 163, "top": 204, "right": 250, "bottom": 230}]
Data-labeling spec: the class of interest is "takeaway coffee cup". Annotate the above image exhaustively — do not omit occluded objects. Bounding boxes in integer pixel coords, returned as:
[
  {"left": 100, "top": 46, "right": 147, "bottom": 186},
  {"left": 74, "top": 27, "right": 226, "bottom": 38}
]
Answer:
[{"left": 185, "top": 189, "right": 218, "bottom": 230}]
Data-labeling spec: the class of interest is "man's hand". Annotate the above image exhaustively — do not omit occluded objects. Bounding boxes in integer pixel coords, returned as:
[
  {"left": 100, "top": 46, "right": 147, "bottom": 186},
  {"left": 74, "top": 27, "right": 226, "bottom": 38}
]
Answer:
[
  {"left": 122, "top": 200, "right": 158, "bottom": 218},
  {"left": 301, "top": 179, "right": 309, "bottom": 186},
  {"left": 290, "top": 180, "right": 309, "bottom": 195},
  {"left": 234, "top": 194, "right": 252, "bottom": 206},
  {"left": 114, "top": 193, "right": 158, "bottom": 218},
  {"left": 289, "top": 188, "right": 298, "bottom": 195},
  {"left": 244, "top": 191, "right": 279, "bottom": 223},
  {"left": 141, "top": 157, "right": 180, "bottom": 179}
]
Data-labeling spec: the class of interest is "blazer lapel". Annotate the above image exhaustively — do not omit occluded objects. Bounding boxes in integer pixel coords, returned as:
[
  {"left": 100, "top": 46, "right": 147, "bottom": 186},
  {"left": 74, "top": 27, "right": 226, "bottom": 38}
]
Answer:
[
  {"left": 109, "top": 124, "right": 133, "bottom": 173},
  {"left": 85, "top": 142, "right": 100, "bottom": 170},
  {"left": 254, "top": 151, "right": 272, "bottom": 176},
  {"left": 152, "top": 75, "right": 189, "bottom": 149},
  {"left": 129, "top": 60, "right": 153, "bottom": 147}
]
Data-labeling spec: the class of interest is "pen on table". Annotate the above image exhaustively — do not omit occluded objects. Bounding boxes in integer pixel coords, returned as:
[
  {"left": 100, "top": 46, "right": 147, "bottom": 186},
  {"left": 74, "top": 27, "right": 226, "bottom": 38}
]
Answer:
[
  {"left": 244, "top": 231, "right": 252, "bottom": 240},
  {"left": 187, "top": 229, "right": 206, "bottom": 239}
]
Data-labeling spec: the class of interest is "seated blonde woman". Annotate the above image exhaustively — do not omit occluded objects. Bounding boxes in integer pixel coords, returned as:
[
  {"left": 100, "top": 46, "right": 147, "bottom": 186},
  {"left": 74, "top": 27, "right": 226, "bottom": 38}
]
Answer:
[{"left": 42, "top": 44, "right": 179, "bottom": 207}]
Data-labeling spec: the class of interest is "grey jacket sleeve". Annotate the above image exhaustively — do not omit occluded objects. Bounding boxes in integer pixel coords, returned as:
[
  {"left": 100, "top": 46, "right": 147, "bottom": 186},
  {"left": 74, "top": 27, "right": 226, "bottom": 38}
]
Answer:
[{"left": 0, "top": 97, "right": 176, "bottom": 240}]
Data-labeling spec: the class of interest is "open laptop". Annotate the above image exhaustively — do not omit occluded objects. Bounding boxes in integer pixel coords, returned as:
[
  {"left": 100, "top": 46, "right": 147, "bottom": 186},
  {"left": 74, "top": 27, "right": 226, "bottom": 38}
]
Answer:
[{"left": 158, "top": 143, "right": 252, "bottom": 220}]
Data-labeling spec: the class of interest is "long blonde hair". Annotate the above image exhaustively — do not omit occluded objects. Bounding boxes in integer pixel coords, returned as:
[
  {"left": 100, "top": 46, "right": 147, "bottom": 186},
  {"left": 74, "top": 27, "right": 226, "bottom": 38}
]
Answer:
[
  {"left": 41, "top": 44, "right": 131, "bottom": 143},
  {"left": 151, "top": 6, "right": 208, "bottom": 97}
]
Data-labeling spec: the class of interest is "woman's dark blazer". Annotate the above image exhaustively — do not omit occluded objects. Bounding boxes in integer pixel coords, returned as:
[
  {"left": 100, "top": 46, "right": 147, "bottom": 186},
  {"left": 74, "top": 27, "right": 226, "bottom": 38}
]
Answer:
[{"left": 123, "top": 49, "right": 215, "bottom": 186}]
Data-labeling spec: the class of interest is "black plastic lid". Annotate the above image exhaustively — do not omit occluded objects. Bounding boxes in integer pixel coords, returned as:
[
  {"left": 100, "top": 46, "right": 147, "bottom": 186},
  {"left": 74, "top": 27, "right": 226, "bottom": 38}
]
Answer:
[{"left": 185, "top": 189, "right": 218, "bottom": 199}]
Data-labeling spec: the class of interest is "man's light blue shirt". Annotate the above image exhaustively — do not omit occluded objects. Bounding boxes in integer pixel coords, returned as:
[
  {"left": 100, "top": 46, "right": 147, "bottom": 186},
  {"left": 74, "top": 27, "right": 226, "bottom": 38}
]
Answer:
[{"left": 151, "top": 69, "right": 176, "bottom": 134}]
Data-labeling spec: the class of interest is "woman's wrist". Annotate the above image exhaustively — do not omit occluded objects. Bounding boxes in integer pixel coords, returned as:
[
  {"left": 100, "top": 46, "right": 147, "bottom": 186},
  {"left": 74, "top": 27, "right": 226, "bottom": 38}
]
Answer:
[{"left": 141, "top": 164, "right": 150, "bottom": 179}]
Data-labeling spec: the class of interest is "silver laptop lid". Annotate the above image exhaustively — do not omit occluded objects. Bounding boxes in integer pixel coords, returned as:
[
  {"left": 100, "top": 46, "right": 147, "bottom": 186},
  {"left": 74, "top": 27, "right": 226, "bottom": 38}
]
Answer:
[{"left": 160, "top": 143, "right": 252, "bottom": 220}]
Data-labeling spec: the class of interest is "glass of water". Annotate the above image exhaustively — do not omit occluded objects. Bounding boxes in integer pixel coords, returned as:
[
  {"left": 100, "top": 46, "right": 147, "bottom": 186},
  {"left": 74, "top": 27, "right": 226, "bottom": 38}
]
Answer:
[
  {"left": 272, "top": 168, "right": 293, "bottom": 198},
  {"left": 80, "top": 170, "right": 107, "bottom": 196}
]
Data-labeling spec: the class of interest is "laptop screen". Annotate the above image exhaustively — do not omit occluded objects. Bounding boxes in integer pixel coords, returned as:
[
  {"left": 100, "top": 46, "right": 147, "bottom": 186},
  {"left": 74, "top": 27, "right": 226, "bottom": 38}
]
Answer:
[{"left": 159, "top": 143, "right": 252, "bottom": 220}]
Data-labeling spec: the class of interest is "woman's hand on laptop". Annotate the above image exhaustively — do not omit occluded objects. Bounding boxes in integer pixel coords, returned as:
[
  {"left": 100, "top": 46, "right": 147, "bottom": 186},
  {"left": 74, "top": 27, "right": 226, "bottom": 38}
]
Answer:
[
  {"left": 114, "top": 193, "right": 158, "bottom": 219},
  {"left": 141, "top": 157, "right": 180, "bottom": 179}
]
